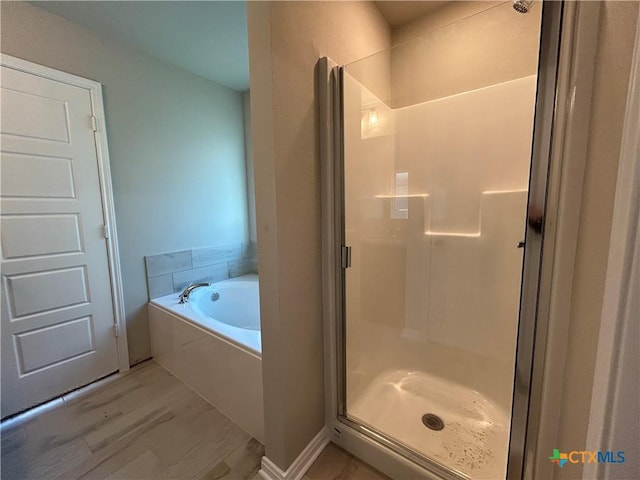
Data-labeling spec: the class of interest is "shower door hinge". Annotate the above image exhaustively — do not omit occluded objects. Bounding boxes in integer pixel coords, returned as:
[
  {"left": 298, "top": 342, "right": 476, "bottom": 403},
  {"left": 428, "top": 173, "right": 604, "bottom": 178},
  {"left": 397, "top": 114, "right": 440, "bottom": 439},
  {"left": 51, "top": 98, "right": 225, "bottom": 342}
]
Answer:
[
  {"left": 103, "top": 224, "right": 110, "bottom": 239},
  {"left": 113, "top": 322, "right": 119, "bottom": 337},
  {"left": 341, "top": 245, "right": 351, "bottom": 269},
  {"left": 90, "top": 115, "right": 98, "bottom": 132}
]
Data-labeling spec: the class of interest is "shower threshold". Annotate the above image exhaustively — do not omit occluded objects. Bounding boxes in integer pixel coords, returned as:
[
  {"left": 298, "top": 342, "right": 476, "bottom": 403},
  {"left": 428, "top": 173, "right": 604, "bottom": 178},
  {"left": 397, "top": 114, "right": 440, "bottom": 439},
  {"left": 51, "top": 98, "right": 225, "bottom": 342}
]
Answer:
[{"left": 347, "top": 369, "right": 510, "bottom": 479}]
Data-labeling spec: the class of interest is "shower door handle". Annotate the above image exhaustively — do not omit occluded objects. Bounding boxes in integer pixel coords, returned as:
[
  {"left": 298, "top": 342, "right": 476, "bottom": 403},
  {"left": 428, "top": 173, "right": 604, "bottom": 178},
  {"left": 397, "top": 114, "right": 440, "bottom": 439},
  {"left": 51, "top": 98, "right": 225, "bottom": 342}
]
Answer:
[
  {"left": 528, "top": 205, "right": 544, "bottom": 234},
  {"left": 341, "top": 245, "right": 352, "bottom": 269},
  {"left": 528, "top": 216, "right": 544, "bottom": 234}
]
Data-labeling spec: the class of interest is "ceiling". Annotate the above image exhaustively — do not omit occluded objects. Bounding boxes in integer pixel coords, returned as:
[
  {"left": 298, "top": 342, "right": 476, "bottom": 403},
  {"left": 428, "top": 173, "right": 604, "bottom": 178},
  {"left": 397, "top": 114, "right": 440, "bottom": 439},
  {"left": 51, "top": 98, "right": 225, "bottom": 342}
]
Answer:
[
  {"left": 31, "top": 1, "right": 249, "bottom": 91},
  {"left": 375, "top": 1, "right": 449, "bottom": 28},
  {"left": 31, "top": 1, "right": 454, "bottom": 91}
]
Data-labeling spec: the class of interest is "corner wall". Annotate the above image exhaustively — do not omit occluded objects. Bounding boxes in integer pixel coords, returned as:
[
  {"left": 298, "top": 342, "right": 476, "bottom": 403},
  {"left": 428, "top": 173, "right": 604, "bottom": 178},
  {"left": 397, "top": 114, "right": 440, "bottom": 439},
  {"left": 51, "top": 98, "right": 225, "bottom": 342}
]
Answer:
[
  {"left": 554, "top": 2, "right": 639, "bottom": 478},
  {"left": 247, "top": 0, "right": 390, "bottom": 470},
  {"left": 243, "top": 91, "right": 257, "bottom": 245},
  {"left": 1, "top": 2, "right": 249, "bottom": 365}
]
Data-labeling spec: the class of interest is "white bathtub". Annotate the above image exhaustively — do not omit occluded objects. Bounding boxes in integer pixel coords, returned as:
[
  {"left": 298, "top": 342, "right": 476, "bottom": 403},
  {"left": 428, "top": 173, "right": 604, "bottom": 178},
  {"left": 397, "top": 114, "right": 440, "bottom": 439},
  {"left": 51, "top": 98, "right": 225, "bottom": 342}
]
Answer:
[
  {"left": 151, "top": 274, "right": 261, "bottom": 354},
  {"left": 148, "top": 274, "right": 264, "bottom": 442}
]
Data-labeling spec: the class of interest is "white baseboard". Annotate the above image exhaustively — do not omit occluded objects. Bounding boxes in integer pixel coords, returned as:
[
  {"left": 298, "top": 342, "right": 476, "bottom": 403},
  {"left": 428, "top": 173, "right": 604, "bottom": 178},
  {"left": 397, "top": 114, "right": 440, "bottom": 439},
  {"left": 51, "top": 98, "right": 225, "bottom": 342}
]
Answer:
[{"left": 259, "top": 427, "right": 329, "bottom": 480}]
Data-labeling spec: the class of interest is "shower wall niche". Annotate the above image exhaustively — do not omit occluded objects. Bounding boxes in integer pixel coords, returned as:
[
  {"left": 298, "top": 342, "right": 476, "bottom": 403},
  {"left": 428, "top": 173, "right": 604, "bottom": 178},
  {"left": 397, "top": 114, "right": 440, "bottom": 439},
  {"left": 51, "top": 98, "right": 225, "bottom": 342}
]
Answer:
[{"left": 340, "top": 3, "right": 542, "bottom": 479}]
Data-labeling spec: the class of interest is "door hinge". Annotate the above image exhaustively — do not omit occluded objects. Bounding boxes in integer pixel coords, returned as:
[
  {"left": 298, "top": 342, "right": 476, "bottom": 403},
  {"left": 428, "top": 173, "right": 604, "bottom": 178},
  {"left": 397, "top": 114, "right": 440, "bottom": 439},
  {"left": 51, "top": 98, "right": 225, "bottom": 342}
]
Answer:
[
  {"left": 113, "top": 322, "right": 120, "bottom": 337},
  {"left": 90, "top": 115, "right": 98, "bottom": 132},
  {"left": 341, "top": 245, "right": 351, "bottom": 269},
  {"left": 103, "top": 224, "right": 110, "bottom": 239}
]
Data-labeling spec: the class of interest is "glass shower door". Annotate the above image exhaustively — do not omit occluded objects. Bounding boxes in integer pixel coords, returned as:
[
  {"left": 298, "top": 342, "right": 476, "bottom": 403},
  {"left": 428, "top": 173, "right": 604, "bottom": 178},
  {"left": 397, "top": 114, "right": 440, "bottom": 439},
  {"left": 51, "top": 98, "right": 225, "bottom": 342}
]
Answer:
[{"left": 339, "top": 3, "right": 543, "bottom": 479}]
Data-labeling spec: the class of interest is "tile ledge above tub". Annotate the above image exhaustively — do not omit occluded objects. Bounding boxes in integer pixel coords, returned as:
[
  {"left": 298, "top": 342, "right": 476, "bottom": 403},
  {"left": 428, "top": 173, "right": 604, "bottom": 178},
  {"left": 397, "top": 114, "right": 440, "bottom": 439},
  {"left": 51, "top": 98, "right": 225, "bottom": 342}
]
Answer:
[{"left": 145, "top": 241, "right": 257, "bottom": 299}]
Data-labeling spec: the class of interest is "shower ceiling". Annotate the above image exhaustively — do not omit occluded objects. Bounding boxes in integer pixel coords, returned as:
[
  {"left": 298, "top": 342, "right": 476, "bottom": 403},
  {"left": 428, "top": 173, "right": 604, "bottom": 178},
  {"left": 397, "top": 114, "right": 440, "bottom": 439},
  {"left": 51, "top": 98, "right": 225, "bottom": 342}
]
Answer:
[
  {"left": 375, "top": 1, "right": 448, "bottom": 27},
  {"left": 30, "top": 1, "right": 249, "bottom": 91}
]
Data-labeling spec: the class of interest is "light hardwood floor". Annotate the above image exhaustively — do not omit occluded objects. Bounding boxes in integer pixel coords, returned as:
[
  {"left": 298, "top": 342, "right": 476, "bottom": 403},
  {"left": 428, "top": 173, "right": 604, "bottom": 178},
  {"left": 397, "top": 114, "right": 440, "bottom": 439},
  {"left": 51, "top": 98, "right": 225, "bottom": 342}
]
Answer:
[
  {"left": 1, "top": 360, "right": 262, "bottom": 480},
  {"left": 1, "top": 360, "right": 388, "bottom": 480},
  {"left": 304, "top": 443, "right": 391, "bottom": 480}
]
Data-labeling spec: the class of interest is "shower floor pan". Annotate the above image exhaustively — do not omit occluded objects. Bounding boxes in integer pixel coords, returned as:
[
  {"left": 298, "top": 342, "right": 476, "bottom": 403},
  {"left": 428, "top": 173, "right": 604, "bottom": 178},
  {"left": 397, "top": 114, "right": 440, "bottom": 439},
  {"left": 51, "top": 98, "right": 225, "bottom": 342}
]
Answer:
[{"left": 347, "top": 369, "right": 510, "bottom": 480}]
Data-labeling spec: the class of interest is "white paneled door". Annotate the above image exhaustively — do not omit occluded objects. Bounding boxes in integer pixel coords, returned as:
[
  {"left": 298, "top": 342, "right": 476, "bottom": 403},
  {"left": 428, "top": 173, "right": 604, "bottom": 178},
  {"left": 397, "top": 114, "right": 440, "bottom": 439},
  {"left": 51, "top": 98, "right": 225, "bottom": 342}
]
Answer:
[{"left": 1, "top": 63, "right": 119, "bottom": 418}]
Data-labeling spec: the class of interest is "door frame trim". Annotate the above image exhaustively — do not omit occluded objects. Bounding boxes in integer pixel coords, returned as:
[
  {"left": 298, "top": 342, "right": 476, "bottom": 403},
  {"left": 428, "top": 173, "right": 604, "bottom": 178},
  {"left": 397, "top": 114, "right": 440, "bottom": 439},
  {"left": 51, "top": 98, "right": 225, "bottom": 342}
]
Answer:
[{"left": 1, "top": 53, "right": 130, "bottom": 373}]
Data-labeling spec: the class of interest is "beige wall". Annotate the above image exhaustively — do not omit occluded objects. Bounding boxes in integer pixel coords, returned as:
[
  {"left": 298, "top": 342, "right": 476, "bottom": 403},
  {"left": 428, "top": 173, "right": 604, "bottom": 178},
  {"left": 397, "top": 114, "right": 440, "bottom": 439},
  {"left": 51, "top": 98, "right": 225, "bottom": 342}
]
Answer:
[
  {"left": 1, "top": 2, "right": 249, "bottom": 365},
  {"left": 243, "top": 91, "right": 257, "bottom": 244},
  {"left": 555, "top": 2, "right": 639, "bottom": 479},
  {"left": 390, "top": 1, "right": 541, "bottom": 107},
  {"left": 247, "top": 0, "right": 390, "bottom": 470}
]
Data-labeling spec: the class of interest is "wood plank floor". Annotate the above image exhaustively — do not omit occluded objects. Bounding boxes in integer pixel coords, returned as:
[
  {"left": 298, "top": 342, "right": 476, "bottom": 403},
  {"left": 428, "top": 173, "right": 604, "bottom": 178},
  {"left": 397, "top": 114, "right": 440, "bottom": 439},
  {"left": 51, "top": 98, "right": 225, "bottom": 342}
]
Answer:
[
  {"left": 1, "top": 360, "right": 389, "bottom": 480},
  {"left": 304, "top": 443, "right": 391, "bottom": 480},
  {"left": 1, "top": 360, "right": 263, "bottom": 480}
]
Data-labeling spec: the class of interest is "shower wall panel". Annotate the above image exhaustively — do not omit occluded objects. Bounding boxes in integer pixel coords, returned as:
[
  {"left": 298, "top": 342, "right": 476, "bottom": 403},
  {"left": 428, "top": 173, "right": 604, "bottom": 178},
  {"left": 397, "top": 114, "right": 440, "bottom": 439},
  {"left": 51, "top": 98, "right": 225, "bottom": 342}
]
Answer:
[
  {"left": 397, "top": 76, "right": 536, "bottom": 379},
  {"left": 344, "top": 75, "right": 537, "bottom": 412}
]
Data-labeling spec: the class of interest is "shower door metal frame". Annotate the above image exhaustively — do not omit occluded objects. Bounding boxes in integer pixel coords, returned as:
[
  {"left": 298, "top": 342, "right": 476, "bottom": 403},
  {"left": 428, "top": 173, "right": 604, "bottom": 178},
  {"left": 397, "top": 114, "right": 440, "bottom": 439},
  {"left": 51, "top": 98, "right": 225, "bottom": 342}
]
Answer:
[
  {"left": 320, "top": 56, "right": 446, "bottom": 480},
  {"left": 319, "top": 1, "right": 595, "bottom": 478}
]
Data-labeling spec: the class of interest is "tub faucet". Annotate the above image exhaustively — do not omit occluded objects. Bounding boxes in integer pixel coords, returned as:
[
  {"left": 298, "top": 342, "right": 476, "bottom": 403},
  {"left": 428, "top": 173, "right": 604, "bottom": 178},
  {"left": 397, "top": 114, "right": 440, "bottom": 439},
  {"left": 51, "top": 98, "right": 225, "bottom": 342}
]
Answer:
[{"left": 178, "top": 282, "right": 210, "bottom": 304}]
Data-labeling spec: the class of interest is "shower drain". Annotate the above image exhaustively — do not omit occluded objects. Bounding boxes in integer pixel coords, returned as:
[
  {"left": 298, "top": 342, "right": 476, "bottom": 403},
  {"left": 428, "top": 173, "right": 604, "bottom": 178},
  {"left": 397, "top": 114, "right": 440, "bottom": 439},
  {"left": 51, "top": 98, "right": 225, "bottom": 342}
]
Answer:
[{"left": 422, "top": 413, "right": 444, "bottom": 431}]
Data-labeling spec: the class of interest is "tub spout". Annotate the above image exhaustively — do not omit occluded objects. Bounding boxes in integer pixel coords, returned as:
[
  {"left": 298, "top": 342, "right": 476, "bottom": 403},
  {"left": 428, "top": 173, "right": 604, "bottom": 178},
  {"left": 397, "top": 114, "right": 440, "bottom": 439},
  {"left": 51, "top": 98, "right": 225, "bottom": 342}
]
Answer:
[{"left": 178, "top": 282, "right": 210, "bottom": 304}]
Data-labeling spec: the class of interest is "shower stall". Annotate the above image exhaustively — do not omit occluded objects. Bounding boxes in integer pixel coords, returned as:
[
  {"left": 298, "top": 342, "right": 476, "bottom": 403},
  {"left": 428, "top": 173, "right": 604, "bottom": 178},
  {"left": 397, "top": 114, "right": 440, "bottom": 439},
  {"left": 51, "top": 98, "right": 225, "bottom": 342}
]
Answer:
[{"left": 321, "top": 2, "right": 562, "bottom": 479}]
